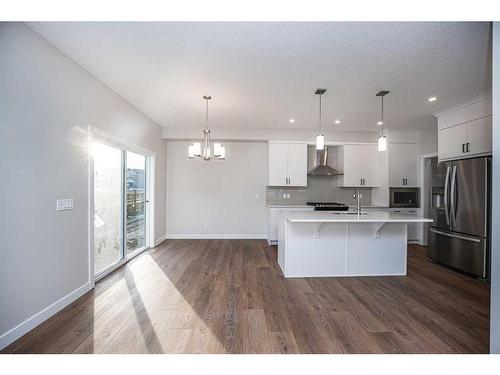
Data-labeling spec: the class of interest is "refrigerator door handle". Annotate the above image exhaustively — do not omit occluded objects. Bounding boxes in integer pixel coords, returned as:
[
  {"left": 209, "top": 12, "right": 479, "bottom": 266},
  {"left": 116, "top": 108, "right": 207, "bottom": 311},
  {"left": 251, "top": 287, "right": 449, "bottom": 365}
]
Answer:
[
  {"left": 444, "top": 165, "right": 451, "bottom": 226},
  {"left": 429, "top": 228, "right": 481, "bottom": 243},
  {"left": 450, "top": 165, "right": 457, "bottom": 226}
]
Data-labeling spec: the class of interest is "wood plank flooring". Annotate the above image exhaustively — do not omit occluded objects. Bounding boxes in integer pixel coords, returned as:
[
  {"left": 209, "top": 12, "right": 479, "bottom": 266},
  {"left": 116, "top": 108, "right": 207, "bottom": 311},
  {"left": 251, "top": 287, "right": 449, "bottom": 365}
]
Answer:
[{"left": 2, "top": 240, "right": 490, "bottom": 354}]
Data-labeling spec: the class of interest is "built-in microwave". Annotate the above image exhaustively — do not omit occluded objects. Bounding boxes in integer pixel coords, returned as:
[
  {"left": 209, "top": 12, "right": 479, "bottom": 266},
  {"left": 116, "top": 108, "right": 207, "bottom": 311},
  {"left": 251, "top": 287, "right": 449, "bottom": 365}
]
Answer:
[{"left": 390, "top": 187, "right": 420, "bottom": 208}]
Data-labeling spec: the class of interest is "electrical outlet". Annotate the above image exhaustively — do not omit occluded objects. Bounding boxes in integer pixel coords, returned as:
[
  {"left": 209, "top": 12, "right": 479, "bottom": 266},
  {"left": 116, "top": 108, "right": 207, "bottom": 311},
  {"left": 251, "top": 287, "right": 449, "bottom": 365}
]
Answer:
[
  {"left": 286, "top": 193, "right": 291, "bottom": 199},
  {"left": 282, "top": 193, "right": 287, "bottom": 199},
  {"left": 56, "top": 199, "right": 73, "bottom": 211}
]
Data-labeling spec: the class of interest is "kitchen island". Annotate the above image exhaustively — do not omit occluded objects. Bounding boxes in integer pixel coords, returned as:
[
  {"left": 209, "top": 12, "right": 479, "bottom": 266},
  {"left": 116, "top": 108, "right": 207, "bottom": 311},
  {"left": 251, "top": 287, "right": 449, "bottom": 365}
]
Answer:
[{"left": 277, "top": 210, "right": 432, "bottom": 278}]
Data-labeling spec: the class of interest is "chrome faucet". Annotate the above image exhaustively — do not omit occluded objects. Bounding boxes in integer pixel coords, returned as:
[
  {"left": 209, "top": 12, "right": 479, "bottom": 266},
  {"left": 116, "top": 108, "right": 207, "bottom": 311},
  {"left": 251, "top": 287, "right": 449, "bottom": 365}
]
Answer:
[{"left": 353, "top": 189, "right": 362, "bottom": 214}]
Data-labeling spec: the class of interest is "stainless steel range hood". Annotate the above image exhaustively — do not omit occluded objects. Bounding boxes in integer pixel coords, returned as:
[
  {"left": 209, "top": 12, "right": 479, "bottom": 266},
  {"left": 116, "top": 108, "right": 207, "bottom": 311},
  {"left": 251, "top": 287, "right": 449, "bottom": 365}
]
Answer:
[{"left": 308, "top": 146, "right": 342, "bottom": 176}]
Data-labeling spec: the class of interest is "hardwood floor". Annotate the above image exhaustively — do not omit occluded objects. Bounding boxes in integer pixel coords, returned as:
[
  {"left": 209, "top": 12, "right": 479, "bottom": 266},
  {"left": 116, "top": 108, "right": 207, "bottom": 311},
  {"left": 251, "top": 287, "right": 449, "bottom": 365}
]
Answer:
[{"left": 2, "top": 240, "right": 490, "bottom": 354}]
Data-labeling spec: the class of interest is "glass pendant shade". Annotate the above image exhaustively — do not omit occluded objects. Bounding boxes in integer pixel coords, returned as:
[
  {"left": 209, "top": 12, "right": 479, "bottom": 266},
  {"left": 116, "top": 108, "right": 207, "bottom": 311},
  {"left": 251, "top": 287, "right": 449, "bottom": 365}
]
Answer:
[
  {"left": 218, "top": 146, "right": 226, "bottom": 159},
  {"left": 213, "top": 143, "right": 226, "bottom": 159},
  {"left": 193, "top": 142, "right": 201, "bottom": 157},
  {"left": 214, "top": 143, "right": 221, "bottom": 157},
  {"left": 378, "top": 135, "right": 387, "bottom": 152},
  {"left": 316, "top": 134, "right": 325, "bottom": 150},
  {"left": 376, "top": 90, "right": 389, "bottom": 152}
]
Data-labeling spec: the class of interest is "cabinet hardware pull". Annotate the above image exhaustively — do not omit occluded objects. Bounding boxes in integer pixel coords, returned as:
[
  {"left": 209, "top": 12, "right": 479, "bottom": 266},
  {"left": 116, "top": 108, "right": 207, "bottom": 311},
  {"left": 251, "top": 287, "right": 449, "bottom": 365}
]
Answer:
[
  {"left": 466, "top": 142, "right": 470, "bottom": 152},
  {"left": 462, "top": 143, "right": 465, "bottom": 153}
]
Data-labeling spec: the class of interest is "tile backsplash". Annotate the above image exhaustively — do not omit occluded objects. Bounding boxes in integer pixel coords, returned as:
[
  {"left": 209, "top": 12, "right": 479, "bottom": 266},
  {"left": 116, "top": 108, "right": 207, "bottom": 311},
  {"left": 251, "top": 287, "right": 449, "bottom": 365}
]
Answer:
[{"left": 266, "top": 175, "right": 372, "bottom": 206}]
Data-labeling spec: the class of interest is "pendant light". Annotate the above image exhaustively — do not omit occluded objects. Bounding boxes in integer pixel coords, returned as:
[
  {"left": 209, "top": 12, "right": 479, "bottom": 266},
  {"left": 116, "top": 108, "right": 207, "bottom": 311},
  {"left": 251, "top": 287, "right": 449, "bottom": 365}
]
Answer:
[
  {"left": 315, "top": 88, "right": 326, "bottom": 150},
  {"left": 376, "top": 90, "right": 389, "bottom": 152},
  {"left": 188, "top": 95, "right": 225, "bottom": 160}
]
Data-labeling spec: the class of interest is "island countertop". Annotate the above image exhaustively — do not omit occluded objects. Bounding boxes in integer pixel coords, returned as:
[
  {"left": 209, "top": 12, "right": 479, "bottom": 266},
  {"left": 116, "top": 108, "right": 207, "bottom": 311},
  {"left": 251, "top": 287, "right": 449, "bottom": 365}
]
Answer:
[{"left": 279, "top": 210, "right": 433, "bottom": 223}]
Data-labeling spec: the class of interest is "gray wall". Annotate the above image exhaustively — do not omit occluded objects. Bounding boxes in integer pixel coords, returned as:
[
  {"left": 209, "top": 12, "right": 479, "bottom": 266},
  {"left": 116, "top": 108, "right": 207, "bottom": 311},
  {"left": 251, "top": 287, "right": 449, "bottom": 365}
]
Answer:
[
  {"left": 491, "top": 22, "right": 500, "bottom": 354},
  {"left": 166, "top": 141, "right": 268, "bottom": 237},
  {"left": 0, "top": 23, "right": 167, "bottom": 345}
]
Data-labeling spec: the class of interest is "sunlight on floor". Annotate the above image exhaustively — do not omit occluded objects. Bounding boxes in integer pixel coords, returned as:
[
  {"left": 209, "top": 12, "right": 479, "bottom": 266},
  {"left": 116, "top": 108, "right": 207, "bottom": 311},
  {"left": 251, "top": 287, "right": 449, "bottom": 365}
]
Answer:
[{"left": 90, "top": 252, "right": 224, "bottom": 353}]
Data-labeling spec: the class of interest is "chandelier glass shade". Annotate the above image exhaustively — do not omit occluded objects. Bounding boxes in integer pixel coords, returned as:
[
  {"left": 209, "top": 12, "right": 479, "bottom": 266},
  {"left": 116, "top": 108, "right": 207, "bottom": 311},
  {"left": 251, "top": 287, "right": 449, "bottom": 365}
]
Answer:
[{"left": 188, "top": 95, "right": 225, "bottom": 160}]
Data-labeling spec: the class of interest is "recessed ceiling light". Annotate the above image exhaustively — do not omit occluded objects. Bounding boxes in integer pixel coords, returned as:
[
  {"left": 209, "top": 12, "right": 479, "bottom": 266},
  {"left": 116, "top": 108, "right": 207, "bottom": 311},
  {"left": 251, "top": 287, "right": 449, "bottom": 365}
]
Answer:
[
  {"left": 334, "top": 120, "right": 341, "bottom": 125},
  {"left": 377, "top": 121, "right": 383, "bottom": 126},
  {"left": 428, "top": 96, "right": 437, "bottom": 102},
  {"left": 289, "top": 118, "right": 295, "bottom": 123}
]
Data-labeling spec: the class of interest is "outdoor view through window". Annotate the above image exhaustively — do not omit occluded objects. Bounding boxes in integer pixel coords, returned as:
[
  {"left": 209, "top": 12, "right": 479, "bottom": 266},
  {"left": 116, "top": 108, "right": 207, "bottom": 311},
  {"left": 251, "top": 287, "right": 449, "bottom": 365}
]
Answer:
[{"left": 126, "top": 151, "right": 146, "bottom": 254}]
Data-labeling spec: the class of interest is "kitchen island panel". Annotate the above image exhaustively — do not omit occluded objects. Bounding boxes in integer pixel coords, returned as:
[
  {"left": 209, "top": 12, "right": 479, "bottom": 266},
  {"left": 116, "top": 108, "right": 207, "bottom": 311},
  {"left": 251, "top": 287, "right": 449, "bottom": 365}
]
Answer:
[{"left": 347, "top": 223, "right": 407, "bottom": 276}]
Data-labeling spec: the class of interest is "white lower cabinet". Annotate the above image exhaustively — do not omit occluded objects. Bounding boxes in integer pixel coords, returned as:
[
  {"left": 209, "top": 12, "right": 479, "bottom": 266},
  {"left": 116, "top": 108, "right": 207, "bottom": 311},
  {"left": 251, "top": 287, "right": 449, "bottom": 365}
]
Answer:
[{"left": 267, "top": 206, "right": 314, "bottom": 245}]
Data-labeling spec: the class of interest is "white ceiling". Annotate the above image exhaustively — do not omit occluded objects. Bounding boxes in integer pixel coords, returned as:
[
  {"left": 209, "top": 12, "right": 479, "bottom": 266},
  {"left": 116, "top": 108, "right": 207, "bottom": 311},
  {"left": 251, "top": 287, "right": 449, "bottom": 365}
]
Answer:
[{"left": 29, "top": 22, "right": 491, "bottom": 132}]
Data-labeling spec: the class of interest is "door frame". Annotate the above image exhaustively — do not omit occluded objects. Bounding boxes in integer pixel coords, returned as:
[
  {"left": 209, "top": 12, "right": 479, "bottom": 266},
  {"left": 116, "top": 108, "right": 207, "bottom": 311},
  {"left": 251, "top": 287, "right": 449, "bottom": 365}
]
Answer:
[
  {"left": 419, "top": 152, "right": 438, "bottom": 246},
  {"left": 88, "top": 127, "right": 156, "bottom": 286}
]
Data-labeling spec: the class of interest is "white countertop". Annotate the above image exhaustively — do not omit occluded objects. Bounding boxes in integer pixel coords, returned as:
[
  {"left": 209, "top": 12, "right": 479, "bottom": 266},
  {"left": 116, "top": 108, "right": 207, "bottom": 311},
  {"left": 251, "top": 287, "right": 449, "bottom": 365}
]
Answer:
[
  {"left": 267, "top": 203, "right": 391, "bottom": 209},
  {"left": 279, "top": 210, "right": 433, "bottom": 223}
]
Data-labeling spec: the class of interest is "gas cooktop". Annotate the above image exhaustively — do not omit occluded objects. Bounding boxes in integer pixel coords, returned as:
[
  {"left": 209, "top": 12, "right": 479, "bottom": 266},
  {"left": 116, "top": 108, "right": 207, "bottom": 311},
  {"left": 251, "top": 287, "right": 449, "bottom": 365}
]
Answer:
[{"left": 306, "top": 202, "right": 350, "bottom": 211}]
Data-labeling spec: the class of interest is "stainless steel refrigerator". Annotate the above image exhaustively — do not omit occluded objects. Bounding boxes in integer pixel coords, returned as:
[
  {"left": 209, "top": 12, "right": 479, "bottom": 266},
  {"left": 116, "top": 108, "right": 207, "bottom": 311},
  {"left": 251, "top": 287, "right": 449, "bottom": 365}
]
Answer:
[{"left": 427, "top": 157, "right": 491, "bottom": 279}]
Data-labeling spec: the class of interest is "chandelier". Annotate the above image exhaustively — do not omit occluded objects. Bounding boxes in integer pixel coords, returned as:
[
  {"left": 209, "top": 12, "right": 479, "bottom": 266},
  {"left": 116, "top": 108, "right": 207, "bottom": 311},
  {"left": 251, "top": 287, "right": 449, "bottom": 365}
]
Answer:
[{"left": 188, "top": 95, "right": 226, "bottom": 160}]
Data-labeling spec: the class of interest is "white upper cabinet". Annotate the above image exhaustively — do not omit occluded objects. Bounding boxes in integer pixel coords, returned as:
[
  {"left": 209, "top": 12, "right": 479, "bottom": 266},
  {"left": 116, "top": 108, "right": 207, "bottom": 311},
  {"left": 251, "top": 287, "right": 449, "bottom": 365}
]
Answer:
[
  {"left": 361, "top": 144, "right": 379, "bottom": 187},
  {"left": 437, "top": 97, "right": 492, "bottom": 161},
  {"left": 389, "top": 143, "right": 419, "bottom": 187},
  {"left": 268, "top": 142, "right": 307, "bottom": 186},
  {"left": 268, "top": 143, "right": 288, "bottom": 186},
  {"left": 287, "top": 143, "right": 308, "bottom": 186},
  {"left": 438, "top": 123, "right": 467, "bottom": 160},
  {"left": 338, "top": 144, "right": 379, "bottom": 187},
  {"left": 467, "top": 116, "right": 492, "bottom": 156}
]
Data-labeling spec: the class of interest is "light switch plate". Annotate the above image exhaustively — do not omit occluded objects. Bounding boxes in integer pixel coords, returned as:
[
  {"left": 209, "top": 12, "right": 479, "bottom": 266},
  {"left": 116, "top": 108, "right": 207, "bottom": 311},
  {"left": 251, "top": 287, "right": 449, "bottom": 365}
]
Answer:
[{"left": 57, "top": 198, "right": 74, "bottom": 211}]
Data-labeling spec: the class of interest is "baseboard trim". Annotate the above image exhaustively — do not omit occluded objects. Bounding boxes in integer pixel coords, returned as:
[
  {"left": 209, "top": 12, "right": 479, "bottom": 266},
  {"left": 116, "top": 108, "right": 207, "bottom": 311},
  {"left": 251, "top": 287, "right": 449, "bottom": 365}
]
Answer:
[
  {"left": 166, "top": 234, "right": 266, "bottom": 240},
  {"left": 154, "top": 234, "right": 167, "bottom": 246},
  {"left": 0, "top": 282, "right": 91, "bottom": 351}
]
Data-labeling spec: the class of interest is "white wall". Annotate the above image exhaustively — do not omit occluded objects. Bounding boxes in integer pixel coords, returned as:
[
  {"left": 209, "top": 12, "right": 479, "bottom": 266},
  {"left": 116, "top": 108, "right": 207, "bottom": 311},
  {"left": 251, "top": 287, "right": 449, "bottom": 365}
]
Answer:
[
  {"left": 166, "top": 141, "right": 268, "bottom": 238},
  {"left": 419, "top": 125, "right": 438, "bottom": 155},
  {"left": 0, "top": 23, "right": 167, "bottom": 349},
  {"left": 490, "top": 22, "right": 500, "bottom": 354}
]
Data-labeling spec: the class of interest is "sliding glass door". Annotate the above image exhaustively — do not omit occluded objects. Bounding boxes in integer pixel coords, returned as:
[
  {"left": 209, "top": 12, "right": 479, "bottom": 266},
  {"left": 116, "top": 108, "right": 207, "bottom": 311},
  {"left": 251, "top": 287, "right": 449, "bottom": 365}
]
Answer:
[
  {"left": 92, "top": 143, "right": 150, "bottom": 277},
  {"left": 93, "top": 143, "right": 124, "bottom": 274}
]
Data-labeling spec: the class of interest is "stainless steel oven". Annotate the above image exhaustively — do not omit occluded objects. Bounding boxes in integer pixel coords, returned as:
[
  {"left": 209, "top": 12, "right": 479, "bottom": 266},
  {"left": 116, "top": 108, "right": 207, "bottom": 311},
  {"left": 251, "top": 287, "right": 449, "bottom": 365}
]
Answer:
[{"left": 390, "top": 187, "right": 419, "bottom": 208}]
